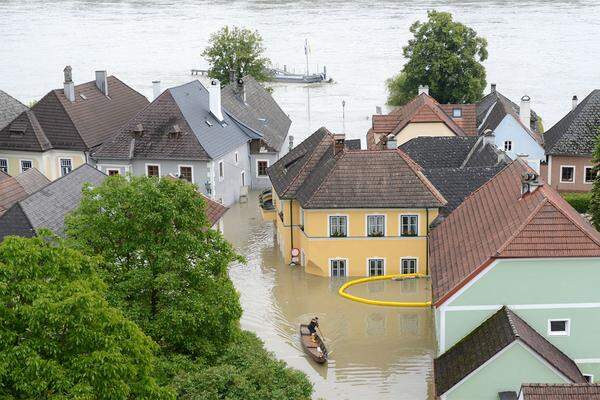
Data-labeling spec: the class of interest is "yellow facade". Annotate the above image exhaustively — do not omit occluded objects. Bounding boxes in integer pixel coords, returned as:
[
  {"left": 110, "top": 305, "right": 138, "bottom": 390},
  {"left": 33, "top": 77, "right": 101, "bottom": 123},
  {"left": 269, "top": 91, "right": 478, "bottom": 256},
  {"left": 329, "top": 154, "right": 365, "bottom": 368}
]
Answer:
[
  {"left": 272, "top": 190, "right": 439, "bottom": 277},
  {"left": 395, "top": 122, "right": 455, "bottom": 146},
  {"left": 0, "top": 149, "right": 86, "bottom": 180}
]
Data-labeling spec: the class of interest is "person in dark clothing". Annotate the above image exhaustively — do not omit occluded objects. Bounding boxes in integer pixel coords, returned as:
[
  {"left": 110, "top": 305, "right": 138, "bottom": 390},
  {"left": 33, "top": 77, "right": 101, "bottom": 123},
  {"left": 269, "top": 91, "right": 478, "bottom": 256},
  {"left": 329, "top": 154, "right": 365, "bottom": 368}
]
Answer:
[{"left": 307, "top": 317, "right": 319, "bottom": 342}]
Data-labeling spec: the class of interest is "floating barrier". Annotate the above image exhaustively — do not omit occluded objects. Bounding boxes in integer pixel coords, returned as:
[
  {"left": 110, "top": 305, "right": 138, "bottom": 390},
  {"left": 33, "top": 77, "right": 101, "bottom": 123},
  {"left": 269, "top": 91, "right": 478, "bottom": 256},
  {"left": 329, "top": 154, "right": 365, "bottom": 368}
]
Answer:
[{"left": 338, "top": 273, "right": 431, "bottom": 307}]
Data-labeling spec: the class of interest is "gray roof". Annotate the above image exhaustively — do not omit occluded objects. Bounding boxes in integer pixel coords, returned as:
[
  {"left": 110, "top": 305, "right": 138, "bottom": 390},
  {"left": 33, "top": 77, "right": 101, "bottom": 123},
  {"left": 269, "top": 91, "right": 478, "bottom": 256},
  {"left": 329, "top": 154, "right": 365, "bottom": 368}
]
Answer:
[
  {"left": 544, "top": 90, "right": 600, "bottom": 156},
  {"left": 477, "top": 89, "right": 542, "bottom": 134},
  {"left": 0, "top": 90, "right": 28, "bottom": 130},
  {"left": 0, "top": 164, "right": 106, "bottom": 240},
  {"left": 222, "top": 75, "right": 291, "bottom": 152}
]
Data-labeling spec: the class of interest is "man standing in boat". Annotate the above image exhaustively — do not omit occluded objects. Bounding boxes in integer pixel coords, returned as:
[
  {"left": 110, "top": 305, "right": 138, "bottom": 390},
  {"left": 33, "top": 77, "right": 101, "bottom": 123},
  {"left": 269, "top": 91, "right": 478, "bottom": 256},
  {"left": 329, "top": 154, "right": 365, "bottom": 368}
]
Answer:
[{"left": 307, "top": 317, "right": 319, "bottom": 342}]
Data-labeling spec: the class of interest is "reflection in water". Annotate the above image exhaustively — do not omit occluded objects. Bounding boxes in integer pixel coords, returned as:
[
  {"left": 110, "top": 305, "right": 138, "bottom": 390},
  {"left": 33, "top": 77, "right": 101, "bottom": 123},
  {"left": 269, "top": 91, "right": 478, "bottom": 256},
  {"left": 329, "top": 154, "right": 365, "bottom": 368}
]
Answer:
[{"left": 223, "top": 193, "right": 436, "bottom": 400}]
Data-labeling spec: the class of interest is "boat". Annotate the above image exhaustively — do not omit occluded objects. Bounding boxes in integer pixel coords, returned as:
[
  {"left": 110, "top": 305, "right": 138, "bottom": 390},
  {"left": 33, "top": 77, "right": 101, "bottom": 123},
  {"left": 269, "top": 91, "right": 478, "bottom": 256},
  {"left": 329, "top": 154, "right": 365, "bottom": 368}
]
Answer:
[
  {"left": 258, "top": 188, "right": 274, "bottom": 210},
  {"left": 299, "top": 324, "right": 328, "bottom": 364},
  {"left": 268, "top": 67, "right": 330, "bottom": 84}
]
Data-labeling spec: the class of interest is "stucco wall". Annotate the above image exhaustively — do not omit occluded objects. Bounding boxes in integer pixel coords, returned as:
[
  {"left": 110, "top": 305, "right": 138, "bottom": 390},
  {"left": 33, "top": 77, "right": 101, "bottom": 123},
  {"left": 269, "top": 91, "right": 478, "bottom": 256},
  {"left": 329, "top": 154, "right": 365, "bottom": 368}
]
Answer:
[
  {"left": 395, "top": 122, "right": 456, "bottom": 146},
  {"left": 544, "top": 155, "right": 594, "bottom": 193},
  {"left": 0, "top": 149, "right": 86, "bottom": 180},
  {"left": 212, "top": 142, "right": 251, "bottom": 206},
  {"left": 493, "top": 115, "right": 545, "bottom": 172},
  {"left": 250, "top": 153, "right": 277, "bottom": 189}
]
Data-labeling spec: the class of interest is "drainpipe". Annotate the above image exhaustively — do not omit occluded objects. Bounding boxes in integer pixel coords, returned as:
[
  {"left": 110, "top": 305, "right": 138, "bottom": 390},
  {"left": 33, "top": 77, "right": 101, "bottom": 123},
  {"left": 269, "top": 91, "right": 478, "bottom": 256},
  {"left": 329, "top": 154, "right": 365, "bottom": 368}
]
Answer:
[
  {"left": 289, "top": 201, "right": 294, "bottom": 264},
  {"left": 425, "top": 208, "right": 429, "bottom": 275}
]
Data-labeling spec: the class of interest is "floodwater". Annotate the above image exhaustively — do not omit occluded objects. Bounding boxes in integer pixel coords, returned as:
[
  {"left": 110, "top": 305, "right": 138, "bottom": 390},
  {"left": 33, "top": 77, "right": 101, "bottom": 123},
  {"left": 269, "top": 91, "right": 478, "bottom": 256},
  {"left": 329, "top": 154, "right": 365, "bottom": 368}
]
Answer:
[
  {"left": 1, "top": 0, "right": 600, "bottom": 147},
  {"left": 223, "top": 194, "right": 436, "bottom": 400}
]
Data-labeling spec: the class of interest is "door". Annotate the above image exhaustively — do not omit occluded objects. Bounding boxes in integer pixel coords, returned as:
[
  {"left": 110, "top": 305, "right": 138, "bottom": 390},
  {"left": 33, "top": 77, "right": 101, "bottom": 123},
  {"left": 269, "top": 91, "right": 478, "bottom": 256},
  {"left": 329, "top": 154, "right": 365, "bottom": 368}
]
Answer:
[{"left": 330, "top": 259, "right": 347, "bottom": 277}]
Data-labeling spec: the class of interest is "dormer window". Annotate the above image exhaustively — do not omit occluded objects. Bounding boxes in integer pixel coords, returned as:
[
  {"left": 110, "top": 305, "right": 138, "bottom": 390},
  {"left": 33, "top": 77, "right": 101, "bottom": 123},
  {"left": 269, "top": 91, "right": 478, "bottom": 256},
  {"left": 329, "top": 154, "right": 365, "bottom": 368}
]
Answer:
[
  {"left": 168, "top": 124, "right": 181, "bottom": 139},
  {"left": 452, "top": 108, "right": 462, "bottom": 118},
  {"left": 132, "top": 123, "right": 144, "bottom": 138}
]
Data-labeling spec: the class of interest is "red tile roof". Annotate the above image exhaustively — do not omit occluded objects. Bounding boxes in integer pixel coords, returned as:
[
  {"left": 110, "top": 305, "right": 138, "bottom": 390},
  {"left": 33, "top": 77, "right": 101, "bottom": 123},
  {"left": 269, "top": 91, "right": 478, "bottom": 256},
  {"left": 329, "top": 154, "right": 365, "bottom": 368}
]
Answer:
[
  {"left": 0, "top": 168, "right": 50, "bottom": 215},
  {"left": 430, "top": 159, "right": 600, "bottom": 305},
  {"left": 202, "top": 194, "right": 228, "bottom": 227},
  {"left": 520, "top": 384, "right": 600, "bottom": 399}
]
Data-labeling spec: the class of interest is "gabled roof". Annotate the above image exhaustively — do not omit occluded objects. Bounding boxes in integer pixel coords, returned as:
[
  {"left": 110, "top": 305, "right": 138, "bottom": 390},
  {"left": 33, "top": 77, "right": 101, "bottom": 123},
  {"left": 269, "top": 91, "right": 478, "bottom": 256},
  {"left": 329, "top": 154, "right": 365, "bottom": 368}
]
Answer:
[
  {"left": 544, "top": 90, "right": 600, "bottom": 156},
  {"left": 94, "top": 80, "right": 255, "bottom": 161},
  {"left": 477, "top": 88, "right": 542, "bottom": 134},
  {"left": 0, "top": 164, "right": 106, "bottom": 241},
  {"left": 520, "top": 384, "right": 600, "bottom": 399},
  {"left": 478, "top": 95, "right": 544, "bottom": 145},
  {"left": 0, "top": 109, "right": 52, "bottom": 152},
  {"left": 268, "top": 128, "right": 446, "bottom": 209},
  {"left": 434, "top": 307, "right": 586, "bottom": 397},
  {"left": 0, "top": 90, "right": 28, "bottom": 130},
  {"left": 0, "top": 168, "right": 50, "bottom": 215},
  {"left": 430, "top": 159, "right": 600, "bottom": 305},
  {"left": 222, "top": 75, "right": 291, "bottom": 153}
]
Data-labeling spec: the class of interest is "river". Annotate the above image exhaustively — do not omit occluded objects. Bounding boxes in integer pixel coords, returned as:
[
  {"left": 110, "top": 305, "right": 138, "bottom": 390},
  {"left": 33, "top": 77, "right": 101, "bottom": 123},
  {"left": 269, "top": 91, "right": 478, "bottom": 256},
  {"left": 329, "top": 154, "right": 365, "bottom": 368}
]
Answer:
[{"left": 1, "top": 0, "right": 599, "bottom": 147}]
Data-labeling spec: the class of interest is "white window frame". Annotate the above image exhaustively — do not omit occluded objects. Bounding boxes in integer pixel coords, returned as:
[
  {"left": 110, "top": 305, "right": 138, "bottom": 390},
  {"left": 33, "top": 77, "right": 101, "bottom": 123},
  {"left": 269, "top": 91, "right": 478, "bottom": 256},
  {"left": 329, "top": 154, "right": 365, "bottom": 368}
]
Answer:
[
  {"left": 560, "top": 165, "right": 576, "bottom": 183},
  {"left": 366, "top": 214, "right": 386, "bottom": 237},
  {"left": 241, "top": 170, "right": 245, "bottom": 186},
  {"left": 367, "top": 258, "right": 386, "bottom": 277},
  {"left": 452, "top": 108, "right": 462, "bottom": 118},
  {"left": 401, "top": 257, "right": 419, "bottom": 275},
  {"left": 584, "top": 166, "right": 595, "bottom": 184},
  {"left": 584, "top": 374, "right": 594, "bottom": 383},
  {"left": 329, "top": 258, "right": 348, "bottom": 278},
  {"left": 145, "top": 163, "right": 161, "bottom": 177},
  {"left": 234, "top": 151, "right": 239, "bottom": 165},
  {"left": 178, "top": 164, "right": 194, "bottom": 183},
  {"left": 256, "top": 159, "right": 269, "bottom": 177},
  {"left": 328, "top": 214, "right": 349, "bottom": 238},
  {"left": 400, "top": 214, "right": 419, "bottom": 237},
  {"left": 218, "top": 161, "right": 224, "bottom": 181},
  {"left": 503, "top": 140, "right": 513, "bottom": 152},
  {"left": 20, "top": 159, "right": 33, "bottom": 173},
  {"left": 59, "top": 157, "right": 73, "bottom": 177},
  {"left": 106, "top": 168, "right": 120, "bottom": 176},
  {"left": 0, "top": 158, "right": 8, "bottom": 173},
  {"left": 547, "top": 319, "right": 570, "bottom": 336}
]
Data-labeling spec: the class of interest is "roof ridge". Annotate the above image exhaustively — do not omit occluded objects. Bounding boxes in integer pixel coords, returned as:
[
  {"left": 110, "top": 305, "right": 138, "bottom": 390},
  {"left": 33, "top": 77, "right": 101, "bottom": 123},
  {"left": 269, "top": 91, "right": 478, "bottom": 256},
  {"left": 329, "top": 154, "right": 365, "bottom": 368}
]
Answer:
[
  {"left": 302, "top": 142, "right": 344, "bottom": 208},
  {"left": 47, "top": 90, "right": 89, "bottom": 148},
  {"left": 396, "top": 149, "right": 447, "bottom": 205},
  {"left": 20, "top": 164, "right": 104, "bottom": 202},
  {"left": 24, "top": 109, "right": 52, "bottom": 151},
  {"left": 503, "top": 307, "right": 520, "bottom": 337},
  {"left": 495, "top": 198, "right": 547, "bottom": 256}
]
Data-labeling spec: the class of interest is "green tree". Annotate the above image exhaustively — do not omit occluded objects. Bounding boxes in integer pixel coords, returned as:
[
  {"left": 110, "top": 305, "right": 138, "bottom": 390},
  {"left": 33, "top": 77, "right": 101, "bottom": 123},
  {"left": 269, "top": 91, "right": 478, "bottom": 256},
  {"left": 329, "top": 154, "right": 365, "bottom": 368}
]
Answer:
[
  {"left": 65, "top": 176, "right": 243, "bottom": 359},
  {"left": 202, "top": 26, "right": 271, "bottom": 85},
  {"left": 0, "top": 233, "right": 173, "bottom": 399},
  {"left": 589, "top": 132, "right": 600, "bottom": 229},
  {"left": 387, "top": 10, "right": 488, "bottom": 106}
]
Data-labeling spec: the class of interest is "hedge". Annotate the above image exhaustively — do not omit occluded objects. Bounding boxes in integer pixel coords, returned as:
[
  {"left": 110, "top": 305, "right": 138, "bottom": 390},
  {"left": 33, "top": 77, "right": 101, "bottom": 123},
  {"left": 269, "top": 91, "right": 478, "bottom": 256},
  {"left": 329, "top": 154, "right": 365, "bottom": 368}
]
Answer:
[{"left": 562, "top": 192, "right": 592, "bottom": 213}]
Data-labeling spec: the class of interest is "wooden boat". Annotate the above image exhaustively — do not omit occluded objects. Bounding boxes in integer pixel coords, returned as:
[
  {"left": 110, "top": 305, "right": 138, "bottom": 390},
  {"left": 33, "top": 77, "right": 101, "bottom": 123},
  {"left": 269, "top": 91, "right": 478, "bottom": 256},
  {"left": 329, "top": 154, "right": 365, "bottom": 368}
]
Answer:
[{"left": 299, "top": 324, "right": 328, "bottom": 364}]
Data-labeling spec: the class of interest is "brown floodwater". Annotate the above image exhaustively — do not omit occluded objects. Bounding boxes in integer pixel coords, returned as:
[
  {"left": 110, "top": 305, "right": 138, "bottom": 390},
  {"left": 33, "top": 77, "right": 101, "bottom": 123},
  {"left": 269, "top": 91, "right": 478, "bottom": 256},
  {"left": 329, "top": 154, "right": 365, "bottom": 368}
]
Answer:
[{"left": 223, "top": 193, "right": 436, "bottom": 400}]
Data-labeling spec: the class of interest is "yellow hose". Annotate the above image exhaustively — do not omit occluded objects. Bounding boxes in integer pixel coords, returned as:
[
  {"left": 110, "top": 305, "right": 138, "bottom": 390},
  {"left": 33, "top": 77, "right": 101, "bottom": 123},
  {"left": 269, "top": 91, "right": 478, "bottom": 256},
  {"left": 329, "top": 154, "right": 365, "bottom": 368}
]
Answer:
[{"left": 338, "top": 273, "right": 431, "bottom": 307}]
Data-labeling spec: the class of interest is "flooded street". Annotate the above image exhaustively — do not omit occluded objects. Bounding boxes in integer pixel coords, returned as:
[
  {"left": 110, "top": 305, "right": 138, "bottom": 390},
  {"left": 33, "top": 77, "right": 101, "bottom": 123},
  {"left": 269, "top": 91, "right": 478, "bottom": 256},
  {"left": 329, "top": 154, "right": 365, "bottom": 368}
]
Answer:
[{"left": 223, "top": 193, "right": 436, "bottom": 400}]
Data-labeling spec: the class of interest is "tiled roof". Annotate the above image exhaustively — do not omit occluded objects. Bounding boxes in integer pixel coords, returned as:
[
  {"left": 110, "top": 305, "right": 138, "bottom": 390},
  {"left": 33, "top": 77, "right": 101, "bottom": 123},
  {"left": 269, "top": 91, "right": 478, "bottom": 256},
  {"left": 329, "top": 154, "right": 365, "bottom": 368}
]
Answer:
[
  {"left": 268, "top": 128, "right": 446, "bottom": 209},
  {"left": 94, "top": 81, "right": 255, "bottom": 161},
  {"left": 478, "top": 95, "right": 544, "bottom": 145},
  {"left": 0, "top": 109, "right": 52, "bottom": 152},
  {"left": 0, "top": 168, "right": 50, "bottom": 215},
  {"left": 544, "top": 90, "right": 600, "bottom": 156},
  {"left": 477, "top": 88, "right": 542, "bottom": 134},
  {"left": 434, "top": 307, "right": 586, "bottom": 397},
  {"left": 520, "top": 384, "right": 600, "bottom": 399},
  {"left": 0, "top": 90, "right": 28, "bottom": 130},
  {"left": 202, "top": 194, "right": 228, "bottom": 227},
  {"left": 0, "top": 164, "right": 106, "bottom": 241},
  {"left": 430, "top": 160, "right": 600, "bottom": 305},
  {"left": 222, "top": 75, "right": 291, "bottom": 153},
  {"left": 439, "top": 104, "right": 477, "bottom": 136},
  {"left": 344, "top": 139, "right": 361, "bottom": 150}
]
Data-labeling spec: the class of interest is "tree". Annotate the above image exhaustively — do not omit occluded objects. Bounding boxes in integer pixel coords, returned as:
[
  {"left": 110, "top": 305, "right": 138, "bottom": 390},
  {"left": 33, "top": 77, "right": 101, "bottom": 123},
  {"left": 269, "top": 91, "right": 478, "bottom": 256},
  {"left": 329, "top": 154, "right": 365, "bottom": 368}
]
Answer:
[
  {"left": 590, "top": 132, "right": 600, "bottom": 229},
  {"left": 0, "top": 233, "right": 173, "bottom": 399},
  {"left": 387, "top": 10, "right": 488, "bottom": 106},
  {"left": 65, "top": 176, "right": 243, "bottom": 360},
  {"left": 202, "top": 26, "right": 271, "bottom": 85}
]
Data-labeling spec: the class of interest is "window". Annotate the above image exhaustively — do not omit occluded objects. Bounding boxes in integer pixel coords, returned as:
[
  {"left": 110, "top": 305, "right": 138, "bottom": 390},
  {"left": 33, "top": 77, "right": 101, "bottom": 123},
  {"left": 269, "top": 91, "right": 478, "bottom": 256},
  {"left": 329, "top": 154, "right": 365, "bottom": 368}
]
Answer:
[
  {"left": 0, "top": 159, "right": 7, "bottom": 173},
  {"left": 179, "top": 166, "right": 193, "bottom": 182},
  {"left": 452, "top": 108, "right": 462, "bottom": 118},
  {"left": 368, "top": 259, "right": 385, "bottom": 276},
  {"left": 241, "top": 171, "right": 245, "bottom": 186},
  {"left": 218, "top": 161, "right": 224, "bottom": 180},
  {"left": 401, "top": 258, "right": 418, "bottom": 274},
  {"left": 257, "top": 160, "right": 269, "bottom": 177},
  {"left": 585, "top": 166, "right": 596, "bottom": 184},
  {"left": 234, "top": 152, "right": 239, "bottom": 165},
  {"left": 60, "top": 158, "right": 72, "bottom": 176},
  {"left": 560, "top": 166, "right": 575, "bottom": 183},
  {"left": 107, "top": 169, "right": 120, "bottom": 176},
  {"left": 20, "top": 160, "right": 32, "bottom": 172},
  {"left": 584, "top": 375, "right": 594, "bottom": 383},
  {"left": 330, "top": 259, "right": 347, "bottom": 277},
  {"left": 504, "top": 140, "right": 513, "bottom": 151},
  {"left": 329, "top": 216, "right": 348, "bottom": 237},
  {"left": 400, "top": 215, "right": 418, "bottom": 237},
  {"left": 367, "top": 215, "right": 385, "bottom": 237},
  {"left": 548, "top": 319, "right": 570, "bottom": 336},
  {"left": 146, "top": 164, "right": 159, "bottom": 177}
]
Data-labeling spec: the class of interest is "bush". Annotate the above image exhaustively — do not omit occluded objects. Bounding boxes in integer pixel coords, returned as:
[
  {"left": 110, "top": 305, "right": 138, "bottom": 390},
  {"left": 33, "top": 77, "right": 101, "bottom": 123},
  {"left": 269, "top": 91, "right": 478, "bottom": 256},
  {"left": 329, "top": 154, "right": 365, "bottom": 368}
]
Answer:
[{"left": 562, "top": 192, "right": 592, "bottom": 213}]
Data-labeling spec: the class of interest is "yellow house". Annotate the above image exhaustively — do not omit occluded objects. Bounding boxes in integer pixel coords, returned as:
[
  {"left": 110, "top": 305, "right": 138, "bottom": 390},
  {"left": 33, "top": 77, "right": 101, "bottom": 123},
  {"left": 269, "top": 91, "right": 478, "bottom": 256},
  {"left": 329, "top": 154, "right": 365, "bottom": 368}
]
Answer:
[
  {"left": 266, "top": 127, "right": 446, "bottom": 277},
  {"left": 366, "top": 86, "right": 477, "bottom": 150}
]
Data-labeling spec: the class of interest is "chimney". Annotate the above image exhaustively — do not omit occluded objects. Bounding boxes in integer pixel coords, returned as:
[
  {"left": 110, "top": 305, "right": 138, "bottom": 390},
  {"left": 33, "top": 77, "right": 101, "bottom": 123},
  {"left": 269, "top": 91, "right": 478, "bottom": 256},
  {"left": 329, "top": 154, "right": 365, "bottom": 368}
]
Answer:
[
  {"left": 386, "top": 134, "right": 397, "bottom": 149},
  {"left": 208, "top": 79, "right": 224, "bottom": 122},
  {"left": 418, "top": 85, "right": 429, "bottom": 95},
  {"left": 572, "top": 95, "right": 578, "bottom": 110},
  {"left": 63, "top": 65, "right": 75, "bottom": 102},
  {"left": 333, "top": 134, "right": 345, "bottom": 155},
  {"left": 95, "top": 70, "right": 108, "bottom": 96},
  {"left": 152, "top": 81, "right": 161, "bottom": 100},
  {"left": 236, "top": 78, "right": 246, "bottom": 103},
  {"left": 491, "top": 83, "right": 497, "bottom": 93},
  {"left": 482, "top": 129, "right": 495, "bottom": 147},
  {"left": 519, "top": 95, "right": 531, "bottom": 129},
  {"left": 375, "top": 106, "right": 382, "bottom": 115},
  {"left": 521, "top": 172, "right": 540, "bottom": 195},
  {"left": 228, "top": 70, "right": 236, "bottom": 84},
  {"left": 288, "top": 135, "right": 294, "bottom": 151}
]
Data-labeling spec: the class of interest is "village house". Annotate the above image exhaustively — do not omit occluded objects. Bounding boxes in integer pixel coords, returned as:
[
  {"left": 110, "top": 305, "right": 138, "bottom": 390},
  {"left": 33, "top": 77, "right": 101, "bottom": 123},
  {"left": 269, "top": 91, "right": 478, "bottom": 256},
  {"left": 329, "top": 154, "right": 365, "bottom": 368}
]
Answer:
[
  {"left": 366, "top": 85, "right": 477, "bottom": 150},
  {"left": 542, "top": 90, "right": 600, "bottom": 193},
  {"left": 429, "top": 159, "right": 600, "bottom": 397},
  {"left": 0, "top": 67, "right": 148, "bottom": 180},
  {"left": 266, "top": 127, "right": 446, "bottom": 277},
  {"left": 0, "top": 90, "right": 28, "bottom": 131},
  {"left": 221, "top": 75, "right": 292, "bottom": 189},
  {"left": 0, "top": 167, "right": 49, "bottom": 215},
  {"left": 476, "top": 84, "right": 545, "bottom": 172}
]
